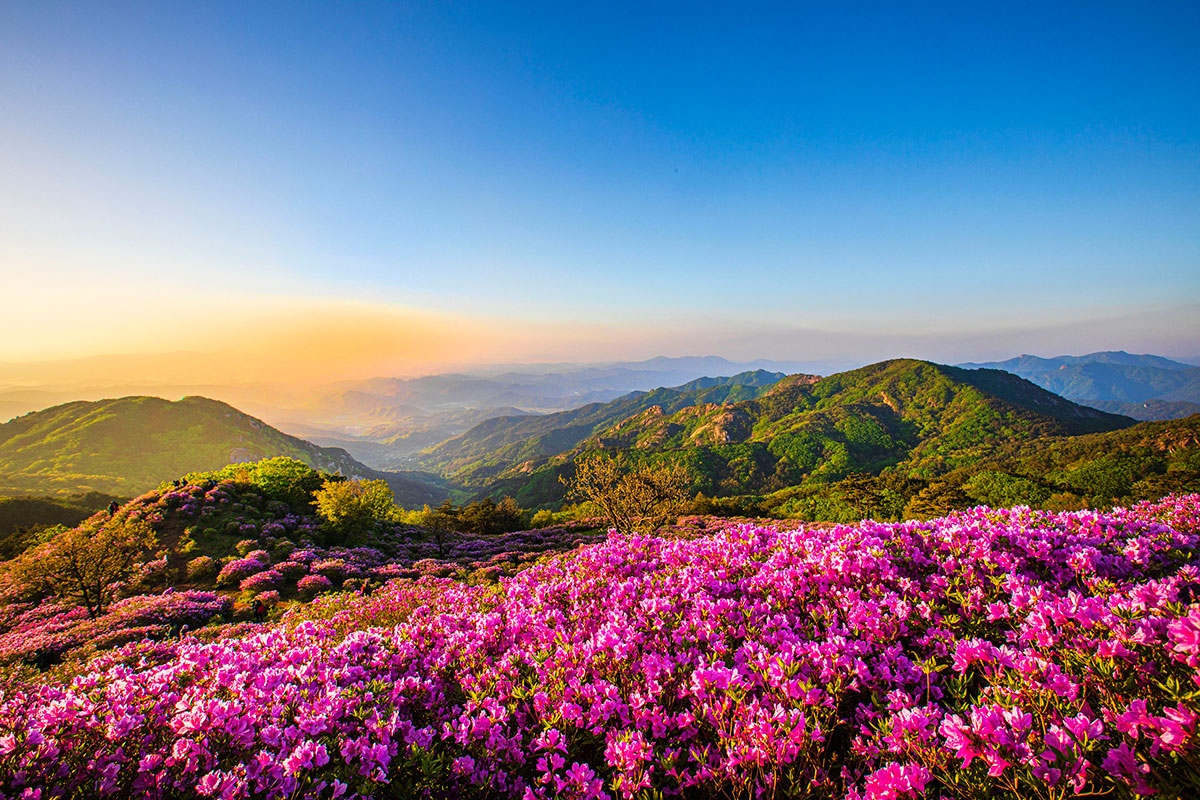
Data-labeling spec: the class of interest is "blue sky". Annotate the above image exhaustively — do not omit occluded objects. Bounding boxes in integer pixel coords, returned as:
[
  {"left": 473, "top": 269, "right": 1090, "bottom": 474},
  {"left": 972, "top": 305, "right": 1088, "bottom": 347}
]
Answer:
[{"left": 1, "top": 1, "right": 1197, "bottom": 372}]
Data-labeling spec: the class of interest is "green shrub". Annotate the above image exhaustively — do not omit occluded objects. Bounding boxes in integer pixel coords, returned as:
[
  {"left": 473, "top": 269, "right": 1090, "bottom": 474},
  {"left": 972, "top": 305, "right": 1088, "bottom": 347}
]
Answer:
[
  {"left": 313, "top": 478, "right": 398, "bottom": 545},
  {"left": 186, "top": 457, "right": 326, "bottom": 509},
  {"left": 186, "top": 556, "right": 218, "bottom": 581}
]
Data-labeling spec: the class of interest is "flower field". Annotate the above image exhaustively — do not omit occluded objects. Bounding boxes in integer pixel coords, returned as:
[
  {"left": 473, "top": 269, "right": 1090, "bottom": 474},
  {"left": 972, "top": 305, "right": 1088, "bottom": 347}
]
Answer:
[
  {"left": 0, "top": 465, "right": 610, "bottom": 672},
  {"left": 2, "top": 496, "right": 1199, "bottom": 798}
]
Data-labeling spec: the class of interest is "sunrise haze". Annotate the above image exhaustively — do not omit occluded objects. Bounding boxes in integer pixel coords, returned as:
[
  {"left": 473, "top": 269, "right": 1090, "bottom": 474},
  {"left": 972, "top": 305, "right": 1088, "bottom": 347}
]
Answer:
[{"left": 1, "top": 1, "right": 1197, "bottom": 386}]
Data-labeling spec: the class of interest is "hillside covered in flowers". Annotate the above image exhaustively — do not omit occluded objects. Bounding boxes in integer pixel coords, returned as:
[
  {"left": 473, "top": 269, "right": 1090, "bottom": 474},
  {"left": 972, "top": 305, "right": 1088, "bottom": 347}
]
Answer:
[{"left": 0, "top": 484, "right": 1198, "bottom": 798}]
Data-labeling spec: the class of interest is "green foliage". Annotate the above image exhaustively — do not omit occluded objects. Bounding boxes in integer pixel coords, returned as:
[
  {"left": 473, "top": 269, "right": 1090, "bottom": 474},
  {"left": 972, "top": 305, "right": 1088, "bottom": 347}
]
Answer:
[
  {"left": 1062, "top": 454, "right": 1142, "bottom": 498},
  {"left": 962, "top": 471, "right": 1051, "bottom": 508},
  {"left": 415, "top": 499, "right": 459, "bottom": 557},
  {"left": 1130, "top": 470, "right": 1200, "bottom": 501},
  {"left": 683, "top": 492, "right": 766, "bottom": 518},
  {"left": 312, "top": 478, "right": 399, "bottom": 546},
  {"left": 0, "top": 492, "right": 120, "bottom": 537},
  {"left": 766, "top": 472, "right": 917, "bottom": 522},
  {"left": 0, "top": 492, "right": 123, "bottom": 559},
  {"left": 768, "top": 429, "right": 825, "bottom": 471},
  {"left": 455, "top": 497, "right": 530, "bottom": 535},
  {"left": 419, "top": 375, "right": 785, "bottom": 482},
  {"left": 527, "top": 503, "right": 595, "bottom": 528},
  {"left": 186, "top": 556, "right": 218, "bottom": 581},
  {"left": 903, "top": 481, "right": 975, "bottom": 521},
  {"left": 403, "top": 496, "right": 530, "bottom": 539},
  {"left": 185, "top": 457, "right": 326, "bottom": 509},
  {"left": 470, "top": 359, "right": 1139, "bottom": 510},
  {"left": 753, "top": 413, "right": 1200, "bottom": 522}
]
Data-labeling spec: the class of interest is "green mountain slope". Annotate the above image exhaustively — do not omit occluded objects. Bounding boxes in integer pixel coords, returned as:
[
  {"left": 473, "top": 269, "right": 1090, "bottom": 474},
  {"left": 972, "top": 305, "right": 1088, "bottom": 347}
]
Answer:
[
  {"left": 974, "top": 413, "right": 1200, "bottom": 499},
  {"left": 0, "top": 396, "right": 445, "bottom": 506},
  {"left": 479, "top": 359, "right": 1135, "bottom": 507},
  {"left": 416, "top": 370, "right": 796, "bottom": 483}
]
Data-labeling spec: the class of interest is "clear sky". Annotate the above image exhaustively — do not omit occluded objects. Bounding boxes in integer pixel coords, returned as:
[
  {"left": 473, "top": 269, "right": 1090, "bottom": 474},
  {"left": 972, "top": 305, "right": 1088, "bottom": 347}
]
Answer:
[{"left": 1, "top": 1, "right": 1197, "bottom": 380}]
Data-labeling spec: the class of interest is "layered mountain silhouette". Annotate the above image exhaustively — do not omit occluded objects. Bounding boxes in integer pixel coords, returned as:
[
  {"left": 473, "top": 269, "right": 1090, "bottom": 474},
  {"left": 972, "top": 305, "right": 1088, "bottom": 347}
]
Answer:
[
  {"left": 5, "top": 359, "right": 1184, "bottom": 514},
  {"left": 959, "top": 351, "right": 1200, "bottom": 420}
]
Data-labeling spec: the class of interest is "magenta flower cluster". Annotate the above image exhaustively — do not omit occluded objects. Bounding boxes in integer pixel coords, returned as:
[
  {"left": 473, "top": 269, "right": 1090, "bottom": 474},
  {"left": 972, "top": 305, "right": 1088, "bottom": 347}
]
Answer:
[
  {"left": 1, "top": 497, "right": 1199, "bottom": 799},
  {"left": 215, "top": 557, "right": 270, "bottom": 589},
  {"left": 296, "top": 574, "right": 333, "bottom": 598}
]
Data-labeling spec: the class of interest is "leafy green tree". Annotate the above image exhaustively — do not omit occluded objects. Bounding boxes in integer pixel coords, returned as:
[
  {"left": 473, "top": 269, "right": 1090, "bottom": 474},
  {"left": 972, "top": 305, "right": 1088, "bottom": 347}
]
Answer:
[
  {"left": 312, "top": 478, "right": 398, "bottom": 545},
  {"left": 838, "top": 472, "right": 885, "bottom": 519},
  {"left": 902, "top": 482, "right": 974, "bottom": 521},
  {"left": 17, "top": 518, "right": 156, "bottom": 618},
  {"left": 418, "top": 499, "right": 459, "bottom": 557},
  {"left": 1063, "top": 455, "right": 1142, "bottom": 500},
  {"left": 562, "top": 455, "right": 690, "bottom": 535},
  {"left": 962, "top": 470, "right": 1051, "bottom": 508},
  {"left": 458, "top": 497, "right": 529, "bottom": 535}
]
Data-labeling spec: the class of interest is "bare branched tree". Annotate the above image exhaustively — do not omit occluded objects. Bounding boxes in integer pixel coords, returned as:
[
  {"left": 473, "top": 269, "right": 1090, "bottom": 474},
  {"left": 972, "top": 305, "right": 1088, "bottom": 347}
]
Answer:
[
  {"left": 562, "top": 455, "right": 690, "bottom": 535},
  {"left": 18, "top": 518, "right": 156, "bottom": 618}
]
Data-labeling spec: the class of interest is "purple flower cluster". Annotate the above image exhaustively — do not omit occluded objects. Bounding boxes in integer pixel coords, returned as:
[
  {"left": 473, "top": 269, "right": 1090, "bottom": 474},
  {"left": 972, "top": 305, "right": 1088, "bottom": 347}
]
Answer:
[
  {"left": 402, "top": 524, "right": 606, "bottom": 571},
  {"left": 0, "top": 591, "right": 229, "bottom": 665},
  {"left": 239, "top": 571, "right": 282, "bottom": 594},
  {"left": 116, "top": 480, "right": 324, "bottom": 543},
  {"left": 1, "top": 496, "right": 1199, "bottom": 799}
]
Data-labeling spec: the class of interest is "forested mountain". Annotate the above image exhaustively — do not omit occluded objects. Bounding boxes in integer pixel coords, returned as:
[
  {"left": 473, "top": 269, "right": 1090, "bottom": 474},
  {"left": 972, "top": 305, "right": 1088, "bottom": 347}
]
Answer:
[
  {"left": 247, "top": 361, "right": 808, "bottom": 469},
  {"left": 960, "top": 351, "right": 1193, "bottom": 374},
  {"left": 468, "top": 359, "right": 1134, "bottom": 507},
  {"left": 0, "top": 396, "right": 446, "bottom": 506},
  {"left": 309, "top": 358, "right": 806, "bottom": 414},
  {"left": 971, "top": 413, "right": 1200, "bottom": 499},
  {"left": 294, "top": 406, "right": 541, "bottom": 470},
  {"left": 416, "top": 369, "right": 797, "bottom": 483},
  {"left": 758, "top": 413, "right": 1200, "bottom": 523}
]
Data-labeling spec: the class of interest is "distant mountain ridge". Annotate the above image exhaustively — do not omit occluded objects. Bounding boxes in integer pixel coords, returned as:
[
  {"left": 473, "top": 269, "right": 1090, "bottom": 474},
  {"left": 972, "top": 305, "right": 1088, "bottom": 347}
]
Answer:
[
  {"left": 959, "top": 351, "right": 1194, "bottom": 372},
  {"left": 308, "top": 357, "right": 814, "bottom": 416},
  {"left": 0, "top": 396, "right": 445, "bottom": 506},
  {"left": 959, "top": 351, "right": 1200, "bottom": 420},
  {"left": 0, "top": 360, "right": 1165, "bottom": 517}
]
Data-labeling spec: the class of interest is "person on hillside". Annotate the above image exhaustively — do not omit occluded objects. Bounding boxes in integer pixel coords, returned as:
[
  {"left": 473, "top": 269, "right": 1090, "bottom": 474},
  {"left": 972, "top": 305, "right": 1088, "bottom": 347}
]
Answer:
[
  {"left": 253, "top": 599, "right": 266, "bottom": 623},
  {"left": 107, "top": 500, "right": 119, "bottom": 516}
]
